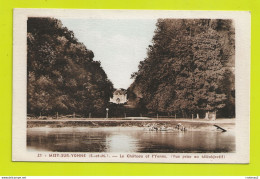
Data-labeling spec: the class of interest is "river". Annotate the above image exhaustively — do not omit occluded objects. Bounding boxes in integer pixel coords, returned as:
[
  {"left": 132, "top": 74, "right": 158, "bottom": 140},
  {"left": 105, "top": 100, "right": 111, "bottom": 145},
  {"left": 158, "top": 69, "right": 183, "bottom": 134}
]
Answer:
[{"left": 27, "top": 127, "right": 235, "bottom": 153}]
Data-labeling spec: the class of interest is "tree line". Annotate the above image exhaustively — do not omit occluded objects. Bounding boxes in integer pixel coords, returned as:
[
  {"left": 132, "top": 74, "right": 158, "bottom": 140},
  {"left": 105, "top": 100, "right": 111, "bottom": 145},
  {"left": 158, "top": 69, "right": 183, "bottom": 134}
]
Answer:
[
  {"left": 129, "top": 19, "right": 235, "bottom": 119},
  {"left": 27, "top": 17, "right": 114, "bottom": 117}
]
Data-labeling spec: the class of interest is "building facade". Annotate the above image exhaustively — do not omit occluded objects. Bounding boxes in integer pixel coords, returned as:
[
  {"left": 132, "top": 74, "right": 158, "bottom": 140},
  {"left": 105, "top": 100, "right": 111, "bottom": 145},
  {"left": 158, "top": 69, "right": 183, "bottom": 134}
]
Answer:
[{"left": 109, "top": 89, "right": 128, "bottom": 104}]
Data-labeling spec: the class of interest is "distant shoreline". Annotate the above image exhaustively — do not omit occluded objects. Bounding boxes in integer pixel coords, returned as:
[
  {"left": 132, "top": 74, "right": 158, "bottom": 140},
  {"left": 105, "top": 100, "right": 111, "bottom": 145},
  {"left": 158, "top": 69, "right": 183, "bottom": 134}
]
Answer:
[
  {"left": 27, "top": 118, "right": 235, "bottom": 123},
  {"left": 27, "top": 118, "right": 235, "bottom": 131}
]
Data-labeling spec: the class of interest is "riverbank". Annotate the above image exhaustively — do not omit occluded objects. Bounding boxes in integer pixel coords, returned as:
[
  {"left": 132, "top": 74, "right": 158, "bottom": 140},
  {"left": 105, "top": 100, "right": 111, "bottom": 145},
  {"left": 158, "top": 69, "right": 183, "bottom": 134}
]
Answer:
[{"left": 27, "top": 118, "right": 235, "bottom": 132}]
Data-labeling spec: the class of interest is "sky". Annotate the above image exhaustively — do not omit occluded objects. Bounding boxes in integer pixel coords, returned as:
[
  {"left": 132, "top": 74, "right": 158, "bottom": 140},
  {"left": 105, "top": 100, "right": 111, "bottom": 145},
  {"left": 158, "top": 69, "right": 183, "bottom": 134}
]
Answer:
[{"left": 60, "top": 18, "right": 157, "bottom": 89}]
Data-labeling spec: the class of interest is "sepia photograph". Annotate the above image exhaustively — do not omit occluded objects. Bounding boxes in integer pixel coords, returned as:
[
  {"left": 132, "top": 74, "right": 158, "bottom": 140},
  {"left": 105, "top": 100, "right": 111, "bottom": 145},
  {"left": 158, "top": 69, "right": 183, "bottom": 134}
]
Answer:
[{"left": 12, "top": 9, "right": 250, "bottom": 163}]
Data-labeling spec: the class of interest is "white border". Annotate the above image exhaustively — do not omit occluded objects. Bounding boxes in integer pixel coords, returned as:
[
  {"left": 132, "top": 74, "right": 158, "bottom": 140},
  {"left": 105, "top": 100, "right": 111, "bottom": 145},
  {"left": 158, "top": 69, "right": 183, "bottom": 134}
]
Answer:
[{"left": 12, "top": 9, "right": 251, "bottom": 163}]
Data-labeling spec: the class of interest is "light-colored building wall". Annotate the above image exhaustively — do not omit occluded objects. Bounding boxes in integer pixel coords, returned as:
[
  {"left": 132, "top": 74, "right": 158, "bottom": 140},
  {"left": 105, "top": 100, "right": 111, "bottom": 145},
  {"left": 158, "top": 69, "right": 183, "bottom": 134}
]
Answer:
[{"left": 110, "top": 89, "right": 128, "bottom": 104}]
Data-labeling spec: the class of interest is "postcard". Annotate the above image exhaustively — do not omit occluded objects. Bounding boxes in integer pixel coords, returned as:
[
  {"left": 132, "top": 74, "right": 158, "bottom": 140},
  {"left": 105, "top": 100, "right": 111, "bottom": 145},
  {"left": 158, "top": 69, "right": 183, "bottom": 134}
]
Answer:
[{"left": 12, "top": 9, "right": 250, "bottom": 163}]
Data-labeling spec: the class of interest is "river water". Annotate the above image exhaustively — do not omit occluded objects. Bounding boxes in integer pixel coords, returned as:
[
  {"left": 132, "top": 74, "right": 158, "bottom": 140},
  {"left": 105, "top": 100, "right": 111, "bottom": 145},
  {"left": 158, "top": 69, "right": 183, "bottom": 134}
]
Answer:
[{"left": 27, "top": 127, "right": 235, "bottom": 153}]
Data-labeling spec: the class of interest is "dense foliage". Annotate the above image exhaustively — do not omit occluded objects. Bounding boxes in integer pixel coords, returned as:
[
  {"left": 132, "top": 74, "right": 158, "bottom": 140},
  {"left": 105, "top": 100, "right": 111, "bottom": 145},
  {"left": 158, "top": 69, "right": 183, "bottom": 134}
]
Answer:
[
  {"left": 27, "top": 18, "right": 113, "bottom": 117},
  {"left": 129, "top": 19, "right": 235, "bottom": 118}
]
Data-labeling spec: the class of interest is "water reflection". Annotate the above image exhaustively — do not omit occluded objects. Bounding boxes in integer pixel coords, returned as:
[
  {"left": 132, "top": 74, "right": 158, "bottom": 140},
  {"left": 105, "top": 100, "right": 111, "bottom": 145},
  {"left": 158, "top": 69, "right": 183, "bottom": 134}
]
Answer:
[
  {"left": 27, "top": 127, "right": 235, "bottom": 153},
  {"left": 106, "top": 134, "right": 139, "bottom": 152}
]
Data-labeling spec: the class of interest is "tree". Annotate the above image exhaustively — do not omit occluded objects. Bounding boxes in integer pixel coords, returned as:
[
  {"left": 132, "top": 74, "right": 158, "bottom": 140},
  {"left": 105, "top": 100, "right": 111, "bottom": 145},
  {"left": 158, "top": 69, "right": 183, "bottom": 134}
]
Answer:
[
  {"left": 191, "top": 29, "right": 227, "bottom": 119},
  {"left": 27, "top": 17, "right": 113, "bottom": 117},
  {"left": 129, "top": 19, "right": 235, "bottom": 119}
]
